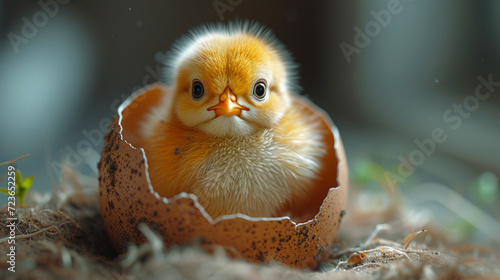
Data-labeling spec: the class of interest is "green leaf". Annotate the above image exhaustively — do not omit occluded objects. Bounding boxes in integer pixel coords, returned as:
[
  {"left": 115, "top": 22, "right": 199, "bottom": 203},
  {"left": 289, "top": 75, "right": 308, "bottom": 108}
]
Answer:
[
  {"left": 14, "top": 170, "right": 34, "bottom": 206},
  {"left": 0, "top": 188, "right": 10, "bottom": 195},
  {"left": 20, "top": 176, "right": 34, "bottom": 191}
]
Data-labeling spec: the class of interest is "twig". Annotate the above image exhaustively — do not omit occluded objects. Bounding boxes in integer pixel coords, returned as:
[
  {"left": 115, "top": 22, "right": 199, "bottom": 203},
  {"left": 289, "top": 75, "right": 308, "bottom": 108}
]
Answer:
[
  {"left": 0, "top": 154, "right": 30, "bottom": 166},
  {"left": 403, "top": 229, "right": 427, "bottom": 249}
]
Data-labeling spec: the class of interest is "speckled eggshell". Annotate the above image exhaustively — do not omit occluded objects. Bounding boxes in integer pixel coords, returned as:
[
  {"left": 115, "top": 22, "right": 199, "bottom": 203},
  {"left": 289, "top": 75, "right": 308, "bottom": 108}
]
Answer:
[{"left": 98, "top": 84, "right": 348, "bottom": 269}]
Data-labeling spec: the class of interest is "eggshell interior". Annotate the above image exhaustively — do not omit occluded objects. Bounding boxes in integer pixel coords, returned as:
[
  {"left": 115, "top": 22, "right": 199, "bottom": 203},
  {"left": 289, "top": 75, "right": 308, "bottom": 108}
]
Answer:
[{"left": 98, "top": 84, "right": 348, "bottom": 269}]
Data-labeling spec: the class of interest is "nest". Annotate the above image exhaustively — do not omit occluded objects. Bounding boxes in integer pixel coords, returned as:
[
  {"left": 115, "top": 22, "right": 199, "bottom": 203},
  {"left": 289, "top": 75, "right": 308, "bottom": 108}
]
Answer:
[{"left": 1, "top": 171, "right": 499, "bottom": 280}]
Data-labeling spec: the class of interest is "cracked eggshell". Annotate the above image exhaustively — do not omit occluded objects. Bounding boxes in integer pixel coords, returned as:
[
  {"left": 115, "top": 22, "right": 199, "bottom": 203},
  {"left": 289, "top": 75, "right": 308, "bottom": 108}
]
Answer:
[{"left": 98, "top": 84, "right": 348, "bottom": 269}]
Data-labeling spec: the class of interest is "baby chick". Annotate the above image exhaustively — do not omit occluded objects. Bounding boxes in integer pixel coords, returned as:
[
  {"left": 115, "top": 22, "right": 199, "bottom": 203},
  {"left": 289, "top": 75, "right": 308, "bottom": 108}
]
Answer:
[{"left": 140, "top": 22, "right": 326, "bottom": 219}]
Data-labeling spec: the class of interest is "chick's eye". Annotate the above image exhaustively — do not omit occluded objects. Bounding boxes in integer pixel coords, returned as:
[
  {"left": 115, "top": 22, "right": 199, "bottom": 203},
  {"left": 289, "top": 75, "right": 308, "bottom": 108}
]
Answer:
[
  {"left": 192, "top": 81, "right": 204, "bottom": 100},
  {"left": 253, "top": 82, "right": 267, "bottom": 100}
]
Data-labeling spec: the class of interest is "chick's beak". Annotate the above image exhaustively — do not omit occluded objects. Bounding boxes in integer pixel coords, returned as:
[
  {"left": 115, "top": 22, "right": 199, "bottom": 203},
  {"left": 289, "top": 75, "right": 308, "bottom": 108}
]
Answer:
[{"left": 207, "top": 86, "right": 249, "bottom": 117}]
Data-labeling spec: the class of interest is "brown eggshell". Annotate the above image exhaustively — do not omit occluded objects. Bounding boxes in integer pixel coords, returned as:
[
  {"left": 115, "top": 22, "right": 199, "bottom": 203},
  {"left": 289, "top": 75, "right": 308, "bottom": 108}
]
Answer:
[{"left": 98, "top": 84, "right": 348, "bottom": 269}]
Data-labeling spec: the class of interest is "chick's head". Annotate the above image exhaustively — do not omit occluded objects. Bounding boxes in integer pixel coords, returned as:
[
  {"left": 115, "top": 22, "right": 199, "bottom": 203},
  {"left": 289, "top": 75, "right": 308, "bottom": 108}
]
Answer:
[{"left": 168, "top": 24, "right": 297, "bottom": 137}]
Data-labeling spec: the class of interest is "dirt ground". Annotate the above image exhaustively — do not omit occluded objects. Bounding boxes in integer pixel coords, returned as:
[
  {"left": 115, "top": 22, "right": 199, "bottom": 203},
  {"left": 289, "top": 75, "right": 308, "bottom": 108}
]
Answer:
[{"left": 1, "top": 173, "right": 499, "bottom": 280}]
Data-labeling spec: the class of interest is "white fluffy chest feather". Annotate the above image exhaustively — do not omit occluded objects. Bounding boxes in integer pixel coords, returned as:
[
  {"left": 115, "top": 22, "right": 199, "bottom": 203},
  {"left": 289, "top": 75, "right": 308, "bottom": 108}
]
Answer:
[{"left": 189, "top": 127, "right": 324, "bottom": 218}]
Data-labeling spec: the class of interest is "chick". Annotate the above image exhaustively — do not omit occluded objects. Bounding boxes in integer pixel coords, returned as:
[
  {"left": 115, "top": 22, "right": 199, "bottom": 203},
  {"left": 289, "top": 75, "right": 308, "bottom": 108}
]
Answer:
[{"left": 140, "top": 22, "right": 326, "bottom": 219}]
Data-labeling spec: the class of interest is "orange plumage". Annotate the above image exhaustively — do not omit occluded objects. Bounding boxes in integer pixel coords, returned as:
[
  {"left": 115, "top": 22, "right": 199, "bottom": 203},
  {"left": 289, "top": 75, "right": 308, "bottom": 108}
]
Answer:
[{"left": 139, "top": 22, "right": 326, "bottom": 219}]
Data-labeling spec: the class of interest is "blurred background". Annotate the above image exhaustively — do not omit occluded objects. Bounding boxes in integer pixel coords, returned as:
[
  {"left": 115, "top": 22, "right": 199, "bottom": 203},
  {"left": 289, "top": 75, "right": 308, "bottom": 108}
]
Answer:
[{"left": 1, "top": 1, "right": 499, "bottom": 246}]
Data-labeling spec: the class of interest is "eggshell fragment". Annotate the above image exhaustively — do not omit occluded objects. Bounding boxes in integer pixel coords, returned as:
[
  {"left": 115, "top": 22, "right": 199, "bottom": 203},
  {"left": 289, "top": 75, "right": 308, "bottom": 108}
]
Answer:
[{"left": 98, "top": 84, "right": 348, "bottom": 269}]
